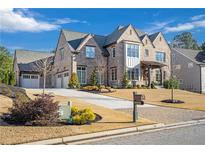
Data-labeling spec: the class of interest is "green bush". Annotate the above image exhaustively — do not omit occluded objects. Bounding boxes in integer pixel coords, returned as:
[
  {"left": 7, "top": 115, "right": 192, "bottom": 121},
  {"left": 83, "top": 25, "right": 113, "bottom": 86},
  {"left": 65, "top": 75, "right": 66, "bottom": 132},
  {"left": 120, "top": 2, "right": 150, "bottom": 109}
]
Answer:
[
  {"left": 90, "top": 69, "right": 97, "bottom": 86},
  {"left": 69, "top": 73, "right": 80, "bottom": 89},
  {"left": 163, "top": 78, "right": 179, "bottom": 89},
  {"left": 151, "top": 82, "right": 157, "bottom": 89},
  {"left": 122, "top": 72, "right": 129, "bottom": 88},
  {"left": 71, "top": 107, "right": 96, "bottom": 125}
]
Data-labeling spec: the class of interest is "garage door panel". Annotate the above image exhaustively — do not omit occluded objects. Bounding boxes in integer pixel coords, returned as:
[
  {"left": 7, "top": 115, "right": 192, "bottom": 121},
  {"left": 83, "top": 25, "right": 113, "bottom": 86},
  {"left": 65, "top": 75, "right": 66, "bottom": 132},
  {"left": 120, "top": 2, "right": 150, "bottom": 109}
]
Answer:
[{"left": 21, "top": 74, "right": 39, "bottom": 88}]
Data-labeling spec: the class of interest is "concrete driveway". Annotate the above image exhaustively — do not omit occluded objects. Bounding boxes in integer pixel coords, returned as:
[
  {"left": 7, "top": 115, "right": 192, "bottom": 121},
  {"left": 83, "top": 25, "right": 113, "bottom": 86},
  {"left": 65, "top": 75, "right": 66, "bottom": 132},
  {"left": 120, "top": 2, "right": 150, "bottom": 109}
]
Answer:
[{"left": 46, "top": 88, "right": 155, "bottom": 109}]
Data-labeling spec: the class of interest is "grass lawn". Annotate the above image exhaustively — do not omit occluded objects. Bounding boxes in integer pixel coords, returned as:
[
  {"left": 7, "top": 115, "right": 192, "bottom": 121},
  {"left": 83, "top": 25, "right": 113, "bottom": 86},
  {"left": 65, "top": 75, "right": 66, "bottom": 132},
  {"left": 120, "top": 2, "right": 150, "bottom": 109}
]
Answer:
[
  {"left": 0, "top": 90, "right": 154, "bottom": 145},
  {"left": 102, "top": 89, "right": 205, "bottom": 111}
]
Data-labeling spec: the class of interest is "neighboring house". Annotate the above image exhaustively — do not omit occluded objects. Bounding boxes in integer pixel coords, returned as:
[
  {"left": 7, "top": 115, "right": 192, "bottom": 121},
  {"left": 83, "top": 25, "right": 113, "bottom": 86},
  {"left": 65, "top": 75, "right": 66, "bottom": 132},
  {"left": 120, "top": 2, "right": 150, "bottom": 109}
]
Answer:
[
  {"left": 14, "top": 24, "right": 171, "bottom": 88},
  {"left": 172, "top": 48, "right": 205, "bottom": 93},
  {"left": 13, "top": 50, "right": 54, "bottom": 88},
  {"left": 54, "top": 24, "right": 171, "bottom": 88}
]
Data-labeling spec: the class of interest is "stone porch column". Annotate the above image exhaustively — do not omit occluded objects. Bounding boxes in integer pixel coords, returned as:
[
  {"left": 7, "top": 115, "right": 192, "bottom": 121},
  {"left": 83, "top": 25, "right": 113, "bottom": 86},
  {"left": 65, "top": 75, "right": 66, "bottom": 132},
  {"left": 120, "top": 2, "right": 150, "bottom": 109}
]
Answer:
[
  {"left": 160, "top": 68, "right": 163, "bottom": 85},
  {"left": 148, "top": 65, "right": 152, "bottom": 88},
  {"left": 71, "top": 54, "right": 77, "bottom": 73}
]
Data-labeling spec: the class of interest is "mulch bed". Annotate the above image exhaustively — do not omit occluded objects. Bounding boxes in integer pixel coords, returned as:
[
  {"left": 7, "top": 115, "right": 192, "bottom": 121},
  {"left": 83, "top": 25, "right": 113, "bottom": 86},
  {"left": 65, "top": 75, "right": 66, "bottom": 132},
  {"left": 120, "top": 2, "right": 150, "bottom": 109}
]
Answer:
[{"left": 161, "top": 99, "right": 185, "bottom": 104}]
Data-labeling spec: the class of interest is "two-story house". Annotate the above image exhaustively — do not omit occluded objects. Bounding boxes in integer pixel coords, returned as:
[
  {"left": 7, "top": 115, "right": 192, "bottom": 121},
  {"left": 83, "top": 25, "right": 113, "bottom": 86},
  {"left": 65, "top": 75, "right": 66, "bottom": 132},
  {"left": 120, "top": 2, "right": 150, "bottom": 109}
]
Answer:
[{"left": 53, "top": 24, "right": 171, "bottom": 88}]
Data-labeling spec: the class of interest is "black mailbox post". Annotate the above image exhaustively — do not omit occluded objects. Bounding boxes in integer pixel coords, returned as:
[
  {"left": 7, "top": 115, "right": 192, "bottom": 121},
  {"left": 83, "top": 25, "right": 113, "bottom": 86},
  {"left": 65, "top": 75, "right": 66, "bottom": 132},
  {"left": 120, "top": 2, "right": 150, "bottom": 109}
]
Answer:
[{"left": 133, "top": 92, "right": 145, "bottom": 122}]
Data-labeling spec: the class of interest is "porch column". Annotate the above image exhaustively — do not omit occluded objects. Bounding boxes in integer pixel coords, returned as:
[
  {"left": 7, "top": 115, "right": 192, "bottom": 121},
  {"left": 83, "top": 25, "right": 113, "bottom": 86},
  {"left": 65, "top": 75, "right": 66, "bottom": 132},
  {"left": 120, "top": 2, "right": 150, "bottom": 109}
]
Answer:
[
  {"left": 71, "top": 54, "right": 77, "bottom": 73},
  {"left": 148, "top": 65, "right": 152, "bottom": 88},
  {"left": 160, "top": 68, "right": 163, "bottom": 85}
]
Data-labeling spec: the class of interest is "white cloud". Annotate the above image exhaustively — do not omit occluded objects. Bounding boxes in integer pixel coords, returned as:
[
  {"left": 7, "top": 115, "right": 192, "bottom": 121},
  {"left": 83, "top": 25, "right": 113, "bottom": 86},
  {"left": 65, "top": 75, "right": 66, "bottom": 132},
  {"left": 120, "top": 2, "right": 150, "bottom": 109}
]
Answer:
[
  {"left": 0, "top": 8, "right": 88, "bottom": 33},
  {"left": 52, "top": 18, "right": 88, "bottom": 24},
  {"left": 191, "top": 14, "right": 205, "bottom": 21},
  {"left": 164, "top": 20, "right": 205, "bottom": 33},
  {"left": 143, "top": 20, "right": 174, "bottom": 34}
]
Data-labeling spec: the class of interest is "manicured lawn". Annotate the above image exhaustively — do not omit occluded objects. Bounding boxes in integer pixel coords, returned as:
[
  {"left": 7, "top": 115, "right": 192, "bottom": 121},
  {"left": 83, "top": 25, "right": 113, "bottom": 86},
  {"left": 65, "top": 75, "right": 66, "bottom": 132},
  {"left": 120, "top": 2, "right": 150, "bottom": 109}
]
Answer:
[
  {"left": 102, "top": 89, "right": 205, "bottom": 111},
  {"left": 0, "top": 90, "right": 154, "bottom": 144}
]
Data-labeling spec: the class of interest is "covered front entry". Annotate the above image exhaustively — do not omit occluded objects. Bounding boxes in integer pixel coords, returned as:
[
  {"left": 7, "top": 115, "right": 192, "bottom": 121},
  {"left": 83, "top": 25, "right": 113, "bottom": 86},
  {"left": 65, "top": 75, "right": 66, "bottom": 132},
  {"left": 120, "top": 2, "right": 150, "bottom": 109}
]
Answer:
[
  {"left": 141, "top": 61, "right": 166, "bottom": 87},
  {"left": 56, "top": 71, "right": 69, "bottom": 88}
]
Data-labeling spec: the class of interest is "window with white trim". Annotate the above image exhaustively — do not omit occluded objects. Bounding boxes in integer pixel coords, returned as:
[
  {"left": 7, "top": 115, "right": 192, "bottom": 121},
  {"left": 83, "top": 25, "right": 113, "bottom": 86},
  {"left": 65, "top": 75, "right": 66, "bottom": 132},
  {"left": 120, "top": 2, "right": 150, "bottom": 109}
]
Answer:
[
  {"left": 145, "top": 49, "right": 149, "bottom": 57},
  {"left": 85, "top": 46, "right": 95, "bottom": 58},
  {"left": 127, "top": 44, "right": 139, "bottom": 58},
  {"left": 127, "top": 68, "right": 139, "bottom": 80},
  {"left": 60, "top": 48, "right": 64, "bottom": 60},
  {"left": 111, "top": 67, "right": 117, "bottom": 81},
  {"left": 112, "top": 47, "right": 116, "bottom": 57},
  {"left": 156, "top": 51, "right": 166, "bottom": 62}
]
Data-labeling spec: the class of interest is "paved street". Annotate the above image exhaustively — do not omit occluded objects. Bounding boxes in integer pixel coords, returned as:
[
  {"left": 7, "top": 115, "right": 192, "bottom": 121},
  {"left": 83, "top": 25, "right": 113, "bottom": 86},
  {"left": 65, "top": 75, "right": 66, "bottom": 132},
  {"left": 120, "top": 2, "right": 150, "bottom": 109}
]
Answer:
[
  {"left": 83, "top": 123, "right": 205, "bottom": 145},
  {"left": 46, "top": 89, "right": 205, "bottom": 124},
  {"left": 118, "top": 107, "right": 205, "bottom": 124}
]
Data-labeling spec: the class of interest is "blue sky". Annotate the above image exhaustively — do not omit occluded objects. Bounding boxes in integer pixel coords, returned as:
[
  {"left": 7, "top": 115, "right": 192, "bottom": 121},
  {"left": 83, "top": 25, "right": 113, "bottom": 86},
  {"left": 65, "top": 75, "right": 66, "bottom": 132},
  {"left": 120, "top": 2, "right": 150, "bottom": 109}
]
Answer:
[{"left": 0, "top": 8, "right": 205, "bottom": 53}]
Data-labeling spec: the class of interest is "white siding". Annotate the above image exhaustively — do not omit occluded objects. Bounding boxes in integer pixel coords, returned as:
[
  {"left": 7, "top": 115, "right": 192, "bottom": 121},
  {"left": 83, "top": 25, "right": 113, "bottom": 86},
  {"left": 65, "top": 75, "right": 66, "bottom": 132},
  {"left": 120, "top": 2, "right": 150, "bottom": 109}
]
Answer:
[{"left": 201, "top": 66, "right": 205, "bottom": 93}]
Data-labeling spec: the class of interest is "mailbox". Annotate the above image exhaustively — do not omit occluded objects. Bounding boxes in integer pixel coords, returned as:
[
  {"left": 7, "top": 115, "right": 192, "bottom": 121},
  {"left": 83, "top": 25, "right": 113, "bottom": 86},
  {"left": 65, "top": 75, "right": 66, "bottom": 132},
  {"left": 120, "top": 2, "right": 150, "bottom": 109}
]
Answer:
[
  {"left": 133, "top": 92, "right": 145, "bottom": 122},
  {"left": 133, "top": 92, "right": 145, "bottom": 105}
]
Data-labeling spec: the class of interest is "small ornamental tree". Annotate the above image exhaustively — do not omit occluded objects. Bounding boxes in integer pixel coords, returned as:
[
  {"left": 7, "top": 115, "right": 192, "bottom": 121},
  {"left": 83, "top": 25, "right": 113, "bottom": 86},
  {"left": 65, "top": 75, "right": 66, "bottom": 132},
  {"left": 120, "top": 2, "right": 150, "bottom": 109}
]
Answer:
[
  {"left": 90, "top": 69, "right": 97, "bottom": 86},
  {"left": 69, "top": 73, "right": 80, "bottom": 88},
  {"left": 122, "top": 72, "right": 129, "bottom": 88},
  {"left": 5, "top": 94, "right": 59, "bottom": 126}
]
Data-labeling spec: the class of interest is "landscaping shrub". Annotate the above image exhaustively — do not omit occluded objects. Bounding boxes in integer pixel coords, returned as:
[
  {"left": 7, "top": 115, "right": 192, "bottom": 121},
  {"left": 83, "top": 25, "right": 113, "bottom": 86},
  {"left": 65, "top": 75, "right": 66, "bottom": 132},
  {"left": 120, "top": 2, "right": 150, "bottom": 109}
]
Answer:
[
  {"left": 71, "top": 106, "right": 96, "bottom": 125},
  {"left": 82, "top": 85, "right": 99, "bottom": 91},
  {"left": 151, "top": 82, "right": 157, "bottom": 89},
  {"left": 90, "top": 69, "right": 97, "bottom": 86},
  {"left": 163, "top": 78, "right": 179, "bottom": 89},
  {"left": 122, "top": 72, "right": 129, "bottom": 88},
  {"left": 98, "top": 85, "right": 105, "bottom": 92},
  {"left": 5, "top": 94, "right": 59, "bottom": 126},
  {"left": 68, "top": 73, "right": 80, "bottom": 89}
]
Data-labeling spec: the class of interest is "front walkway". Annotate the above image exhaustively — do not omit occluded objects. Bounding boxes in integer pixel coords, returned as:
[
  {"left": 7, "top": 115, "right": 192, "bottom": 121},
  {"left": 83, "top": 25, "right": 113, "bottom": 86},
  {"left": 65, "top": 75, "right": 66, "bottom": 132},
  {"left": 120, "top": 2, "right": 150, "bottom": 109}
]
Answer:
[{"left": 46, "top": 89, "right": 205, "bottom": 124}]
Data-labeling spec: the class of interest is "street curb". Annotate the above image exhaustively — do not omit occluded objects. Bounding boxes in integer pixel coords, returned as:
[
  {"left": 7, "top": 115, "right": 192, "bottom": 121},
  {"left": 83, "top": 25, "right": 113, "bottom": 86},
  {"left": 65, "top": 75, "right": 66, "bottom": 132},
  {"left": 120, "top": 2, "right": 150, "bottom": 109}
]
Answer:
[{"left": 23, "top": 119, "right": 205, "bottom": 145}]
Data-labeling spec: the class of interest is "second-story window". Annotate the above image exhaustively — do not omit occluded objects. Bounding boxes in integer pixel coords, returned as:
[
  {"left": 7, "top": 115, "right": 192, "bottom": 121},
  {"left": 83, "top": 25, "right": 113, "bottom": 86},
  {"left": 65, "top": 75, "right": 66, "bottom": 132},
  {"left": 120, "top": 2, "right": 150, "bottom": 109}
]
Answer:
[
  {"left": 60, "top": 48, "right": 64, "bottom": 60},
  {"left": 112, "top": 47, "right": 116, "bottom": 57},
  {"left": 155, "top": 51, "right": 166, "bottom": 62},
  {"left": 127, "top": 44, "right": 139, "bottom": 58},
  {"left": 145, "top": 49, "right": 149, "bottom": 57},
  {"left": 85, "top": 46, "right": 95, "bottom": 58}
]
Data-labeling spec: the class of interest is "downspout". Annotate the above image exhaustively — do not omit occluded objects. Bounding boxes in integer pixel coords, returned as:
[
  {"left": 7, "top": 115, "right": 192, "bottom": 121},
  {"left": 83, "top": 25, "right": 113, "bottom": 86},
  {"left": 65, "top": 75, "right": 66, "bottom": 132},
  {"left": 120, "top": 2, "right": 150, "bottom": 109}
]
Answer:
[{"left": 106, "top": 56, "right": 109, "bottom": 86}]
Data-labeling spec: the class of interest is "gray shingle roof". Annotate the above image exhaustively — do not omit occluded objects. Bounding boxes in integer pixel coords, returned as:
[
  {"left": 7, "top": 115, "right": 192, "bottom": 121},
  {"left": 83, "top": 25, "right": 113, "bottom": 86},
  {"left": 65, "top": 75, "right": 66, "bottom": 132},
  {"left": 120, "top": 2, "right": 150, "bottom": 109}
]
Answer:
[
  {"left": 172, "top": 48, "right": 205, "bottom": 65},
  {"left": 15, "top": 50, "right": 54, "bottom": 72},
  {"left": 62, "top": 30, "right": 88, "bottom": 50},
  {"left": 15, "top": 49, "right": 54, "bottom": 64},
  {"left": 149, "top": 32, "right": 160, "bottom": 42},
  {"left": 104, "top": 25, "right": 128, "bottom": 46}
]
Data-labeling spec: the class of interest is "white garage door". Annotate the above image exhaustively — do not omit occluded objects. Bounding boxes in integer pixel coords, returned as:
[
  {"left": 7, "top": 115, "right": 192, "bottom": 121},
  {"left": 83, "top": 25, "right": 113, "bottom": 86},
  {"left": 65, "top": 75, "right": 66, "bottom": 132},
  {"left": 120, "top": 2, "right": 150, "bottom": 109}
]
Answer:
[
  {"left": 56, "top": 72, "right": 69, "bottom": 88},
  {"left": 56, "top": 74, "right": 62, "bottom": 88},
  {"left": 63, "top": 72, "right": 69, "bottom": 88},
  {"left": 201, "top": 67, "right": 205, "bottom": 93},
  {"left": 21, "top": 74, "right": 40, "bottom": 88}
]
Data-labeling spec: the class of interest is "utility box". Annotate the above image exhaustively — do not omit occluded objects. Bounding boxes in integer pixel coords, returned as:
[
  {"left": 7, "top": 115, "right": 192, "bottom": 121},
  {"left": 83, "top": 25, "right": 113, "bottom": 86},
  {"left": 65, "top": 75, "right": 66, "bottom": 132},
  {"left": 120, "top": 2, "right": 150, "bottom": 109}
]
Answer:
[{"left": 58, "top": 101, "right": 72, "bottom": 120}]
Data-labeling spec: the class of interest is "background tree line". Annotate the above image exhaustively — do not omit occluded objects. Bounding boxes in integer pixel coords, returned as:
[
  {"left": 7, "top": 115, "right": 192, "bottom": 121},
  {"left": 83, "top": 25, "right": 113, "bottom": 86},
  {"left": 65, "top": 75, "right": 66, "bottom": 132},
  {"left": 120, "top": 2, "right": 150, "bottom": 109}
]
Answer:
[
  {"left": 172, "top": 32, "right": 205, "bottom": 51},
  {"left": 0, "top": 46, "right": 16, "bottom": 85}
]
